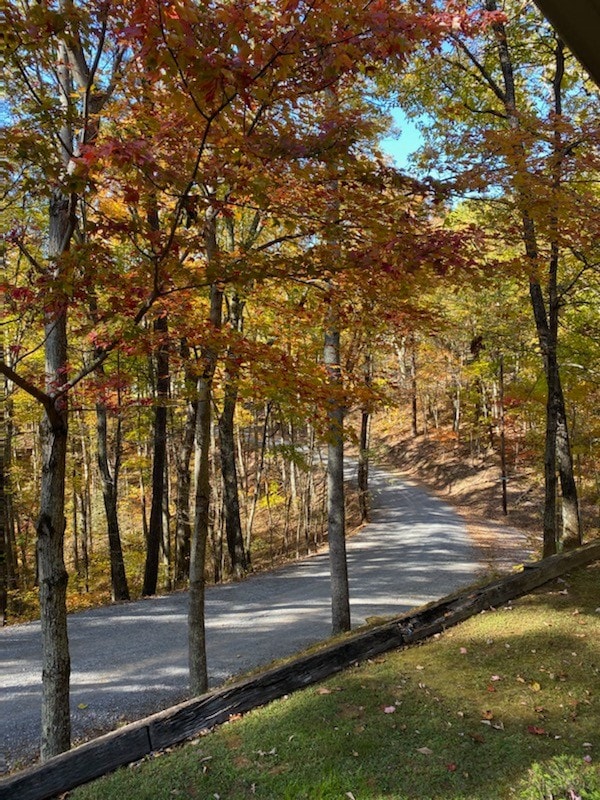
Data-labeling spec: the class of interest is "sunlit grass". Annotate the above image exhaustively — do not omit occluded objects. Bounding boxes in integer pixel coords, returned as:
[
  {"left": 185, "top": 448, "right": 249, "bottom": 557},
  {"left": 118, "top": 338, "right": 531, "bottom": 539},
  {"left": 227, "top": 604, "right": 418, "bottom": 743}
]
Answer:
[{"left": 71, "top": 563, "right": 600, "bottom": 800}]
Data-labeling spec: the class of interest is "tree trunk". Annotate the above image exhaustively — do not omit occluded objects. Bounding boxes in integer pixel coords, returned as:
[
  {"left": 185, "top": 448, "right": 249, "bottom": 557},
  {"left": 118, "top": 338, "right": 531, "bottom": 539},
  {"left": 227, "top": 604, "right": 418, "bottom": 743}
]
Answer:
[
  {"left": 245, "top": 402, "right": 271, "bottom": 555},
  {"left": 486, "top": 0, "right": 581, "bottom": 554},
  {"left": 548, "top": 39, "right": 581, "bottom": 551},
  {"left": 174, "top": 345, "right": 197, "bottom": 586},
  {"left": 219, "top": 382, "right": 247, "bottom": 579},
  {"left": 189, "top": 283, "right": 223, "bottom": 696},
  {"left": 218, "top": 294, "right": 247, "bottom": 579},
  {"left": 142, "top": 312, "right": 170, "bottom": 596},
  {"left": 0, "top": 348, "right": 7, "bottom": 626},
  {"left": 96, "top": 402, "right": 129, "bottom": 601},
  {"left": 38, "top": 407, "right": 70, "bottom": 762},
  {"left": 324, "top": 289, "right": 351, "bottom": 634},
  {"left": 0, "top": 340, "right": 18, "bottom": 623},
  {"left": 36, "top": 166, "right": 77, "bottom": 760},
  {"left": 498, "top": 355, "right": 508, "bottom": 517},
  {"left": 357, "top": 352, "right": 372, "bottom": 523},
  {"left": 189, "top": 208, "right": 222, "bottom": 695},
  {"left": 556, "top": 386, "right": 581, "bottom": 549},
  {"left": 410, "top": 338, "right": 418, "bottom": 437}
]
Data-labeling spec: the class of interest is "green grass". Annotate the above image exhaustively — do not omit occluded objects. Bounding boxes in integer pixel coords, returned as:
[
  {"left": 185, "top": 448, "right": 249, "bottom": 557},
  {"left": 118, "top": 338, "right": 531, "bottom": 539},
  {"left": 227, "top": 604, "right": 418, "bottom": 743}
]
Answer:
[{"left": 72, "top": 565, "right": 600, "bottom": 800}]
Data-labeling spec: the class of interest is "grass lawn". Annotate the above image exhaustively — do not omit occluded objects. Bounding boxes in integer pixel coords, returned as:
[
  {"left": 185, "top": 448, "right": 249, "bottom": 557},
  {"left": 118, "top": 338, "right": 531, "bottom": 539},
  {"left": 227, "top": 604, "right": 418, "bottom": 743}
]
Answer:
[{"left": 71, "top": 563, "right": 600, "bottom": 800}]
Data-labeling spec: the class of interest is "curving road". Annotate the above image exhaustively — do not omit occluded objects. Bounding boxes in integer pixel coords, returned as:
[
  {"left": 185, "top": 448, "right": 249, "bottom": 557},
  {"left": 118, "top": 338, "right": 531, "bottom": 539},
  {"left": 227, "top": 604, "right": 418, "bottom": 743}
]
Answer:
[{"left": 0, "top": 465, "right": 480, "bottom": 772}]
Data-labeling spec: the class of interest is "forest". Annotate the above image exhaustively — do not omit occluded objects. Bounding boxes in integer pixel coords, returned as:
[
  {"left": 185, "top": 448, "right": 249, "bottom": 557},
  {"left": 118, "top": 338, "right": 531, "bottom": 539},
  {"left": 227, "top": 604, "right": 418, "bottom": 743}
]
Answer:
[{"left": 1, "top": 0, "right": 599, "bottom": 764}]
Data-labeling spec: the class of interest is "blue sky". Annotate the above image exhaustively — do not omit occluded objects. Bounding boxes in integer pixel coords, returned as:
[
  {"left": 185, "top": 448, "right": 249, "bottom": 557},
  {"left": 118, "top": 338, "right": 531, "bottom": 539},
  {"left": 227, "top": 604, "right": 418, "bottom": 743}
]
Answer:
[{"left": 379, "top": 107, "right": 425, "bottom": 170}]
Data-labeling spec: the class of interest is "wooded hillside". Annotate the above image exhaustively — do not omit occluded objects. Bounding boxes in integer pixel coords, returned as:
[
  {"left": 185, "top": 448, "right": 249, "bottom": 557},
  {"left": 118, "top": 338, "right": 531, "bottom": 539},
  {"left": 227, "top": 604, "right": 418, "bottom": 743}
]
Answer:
[{"left": 1, "top": 0, "right": 599, "bottom": 763}]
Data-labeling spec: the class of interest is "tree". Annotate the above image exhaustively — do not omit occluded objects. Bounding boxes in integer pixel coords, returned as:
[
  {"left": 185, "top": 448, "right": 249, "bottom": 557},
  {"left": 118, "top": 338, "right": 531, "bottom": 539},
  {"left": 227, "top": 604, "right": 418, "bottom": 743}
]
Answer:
[
  {"left": 391, "top": 0, "right": 600, "bottom": 554},
  {"left": 1, "top": 1, "right": 128, "bottom": 758},
  {"left": 323, "top": 279, "right": 351, "bottom": 633},
  {"left": 2, "top": 0, "right": 494, "bottom": 744}
]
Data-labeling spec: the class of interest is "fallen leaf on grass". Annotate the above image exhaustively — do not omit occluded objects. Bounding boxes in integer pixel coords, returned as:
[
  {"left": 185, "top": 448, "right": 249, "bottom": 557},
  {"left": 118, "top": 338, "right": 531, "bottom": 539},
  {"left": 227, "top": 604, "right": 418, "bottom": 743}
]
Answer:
[
  {"left": 486, "top": 685, "right": 496, "bottom": 693},
  {"left": 481, "top": 710, "right": 494, "bottom": 720},
  {"left": 383, "top": 705, "right": 396, "bottom": 714},
  {"left": 346, "top": 793, "right": 357, "bottom": 800},
  {"left": 416, "top": 747, "right": 433, "bottom": 755},
  {"left": 446, "top": 763, "right": 457, "bottom": 772},
  {"left": 460, "top": 647, "right": 468, "bottom": 654},
  {"left": 527, "top": 725, "right": 546, "bottom": 735},
  {"left": 317, "top": 687, "right": 332, "bottom": 695},
  {"left": 77, "top": 703, "right": 88, "bottom": 710},
  {"left": 490, "top": 675, "right": 502, "bottom": 682},
  {"left": 530, "top": 681, "right": 541, "bottom": 692}
]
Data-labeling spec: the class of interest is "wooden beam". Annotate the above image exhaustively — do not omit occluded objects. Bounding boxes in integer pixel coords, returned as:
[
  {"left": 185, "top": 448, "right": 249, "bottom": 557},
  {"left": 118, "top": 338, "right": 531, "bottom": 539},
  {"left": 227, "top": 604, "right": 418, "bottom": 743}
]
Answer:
[{"left": 2, "top": 539, "right": 599, "bottom": 800}]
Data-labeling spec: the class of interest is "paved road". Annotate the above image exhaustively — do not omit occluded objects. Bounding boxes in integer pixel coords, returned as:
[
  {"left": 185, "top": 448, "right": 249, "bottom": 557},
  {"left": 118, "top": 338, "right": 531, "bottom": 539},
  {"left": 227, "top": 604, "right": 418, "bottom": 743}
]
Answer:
[{"left": 0, "top": 465, "right": 480, "bottom": 771}]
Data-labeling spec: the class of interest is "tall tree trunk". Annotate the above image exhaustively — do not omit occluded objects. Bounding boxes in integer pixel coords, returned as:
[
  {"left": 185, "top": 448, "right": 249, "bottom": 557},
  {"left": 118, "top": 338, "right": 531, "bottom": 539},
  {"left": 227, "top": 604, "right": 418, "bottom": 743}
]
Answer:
[
  {"left": 38, "top": 392, "right": 70, "bottom": 761},
  {"left": 189, "top": 206, "right": 222, "bottom": 696},
  {"left": 219, "top": 293, "right": 247, "bottom": 579},
  {"left": 529, "top": 280, "right": 560, "bottom": 554},
  {"left": 174, "top": 342, "right": 197, "bottom": 586},
  {"left": 410, "top": 337, "right": 418, "bottom": 438},
  {"left": 0, "top": 341, "right": 18, "bottom": 620},
  {"left": 35, "top": 29, "right": 81, "bottom": 756},
  {"left": 189, "top": 283, "right": 223, "bottom": 696},
  {"left": 142, "top": 192, "right": 169, "bottom": 597},
  {"left": 37, "top": 127, "right": 76, "bottom": 758},
  {"left": 219, "top": 380, "right": 247, "bottom": 578},
  {"left": 498, "top": 355, "right": 508, "bottom": 517},
  {"left": 142, "top": 311, "right": 170, "bottom": 596},
  {"left": 548, "top": 38, "right": 581, "bottom": 551},
  {"left": 245, "top": 402, "right": 271, "bottom": 555},
  {"left": 96, "top": 401, "right": 129, "bottom": 601},
  {"left": 324, "top": 287, "right": 351, "bottom": 635},
  {"left": 357, "top": 351, "right": 372, "bottom": 523}
]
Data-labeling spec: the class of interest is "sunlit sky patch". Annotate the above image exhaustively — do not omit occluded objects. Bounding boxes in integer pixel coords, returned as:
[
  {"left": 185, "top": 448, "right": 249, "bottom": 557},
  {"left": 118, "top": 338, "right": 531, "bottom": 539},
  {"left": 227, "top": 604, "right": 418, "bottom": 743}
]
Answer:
[{"left": 379, "top": 107, "right": 424, "bottom": 170}]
